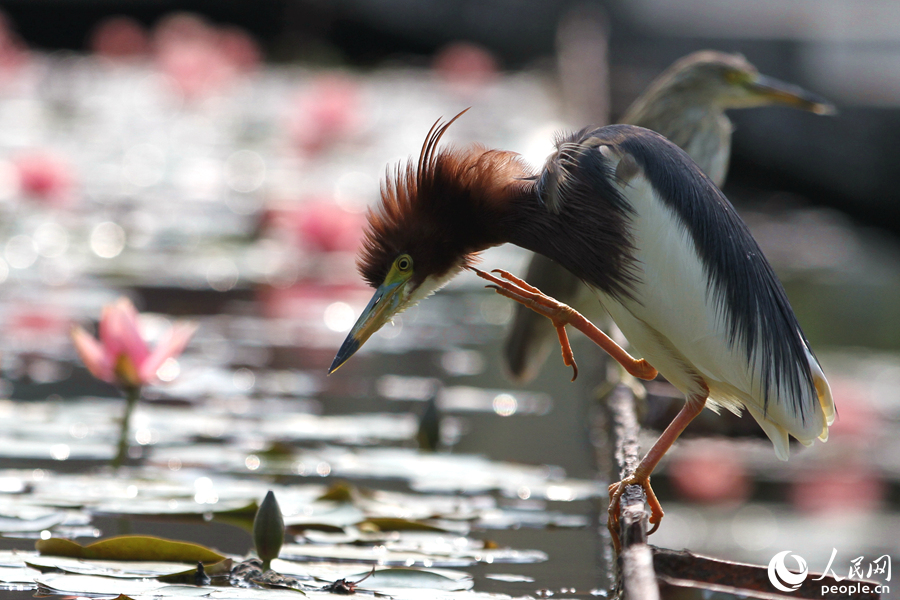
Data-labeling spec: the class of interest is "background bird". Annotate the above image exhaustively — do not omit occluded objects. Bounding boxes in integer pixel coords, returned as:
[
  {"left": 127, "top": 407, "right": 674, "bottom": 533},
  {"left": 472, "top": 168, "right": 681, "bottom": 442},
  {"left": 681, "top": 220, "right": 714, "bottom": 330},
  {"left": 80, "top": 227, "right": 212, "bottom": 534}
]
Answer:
[
  {"left": 505, "top": 50, "right": 835, "bottom": 383},
  {"left": 329, "top": 114, "right": 835, "bottom": 544}
]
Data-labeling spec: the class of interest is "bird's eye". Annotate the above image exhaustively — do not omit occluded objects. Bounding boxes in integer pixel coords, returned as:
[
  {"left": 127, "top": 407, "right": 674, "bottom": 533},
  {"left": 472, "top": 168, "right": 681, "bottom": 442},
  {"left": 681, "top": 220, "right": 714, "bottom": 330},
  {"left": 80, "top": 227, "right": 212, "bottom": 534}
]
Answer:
[
  {"left": 724, "top": 69, "right": 744, "bottom": 85},
  {"left": 396, "top": 255, "right": 412, "bottom": 271}
]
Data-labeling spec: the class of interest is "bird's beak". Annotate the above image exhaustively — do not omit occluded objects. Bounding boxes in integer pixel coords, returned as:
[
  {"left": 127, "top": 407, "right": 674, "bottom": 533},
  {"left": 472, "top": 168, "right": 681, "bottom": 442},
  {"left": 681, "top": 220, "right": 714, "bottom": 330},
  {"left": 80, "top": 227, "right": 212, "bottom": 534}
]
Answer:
[
  {"left": 747, "top": 74, "right": 836, "bottom": 115},
  {"left": 329, "top": 281, "right": 404, "bottom": 374}
]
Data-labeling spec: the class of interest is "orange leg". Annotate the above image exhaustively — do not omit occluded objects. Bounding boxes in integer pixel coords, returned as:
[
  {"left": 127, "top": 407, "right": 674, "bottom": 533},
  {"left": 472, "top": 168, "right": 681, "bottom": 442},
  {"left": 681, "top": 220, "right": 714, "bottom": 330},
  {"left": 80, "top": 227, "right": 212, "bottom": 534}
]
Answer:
[
  {"left": 607, "top": 390, "right": 708, "bottom": 552},
  {"left": 472, "top": 268, "right": 657, "bottom": 382}
]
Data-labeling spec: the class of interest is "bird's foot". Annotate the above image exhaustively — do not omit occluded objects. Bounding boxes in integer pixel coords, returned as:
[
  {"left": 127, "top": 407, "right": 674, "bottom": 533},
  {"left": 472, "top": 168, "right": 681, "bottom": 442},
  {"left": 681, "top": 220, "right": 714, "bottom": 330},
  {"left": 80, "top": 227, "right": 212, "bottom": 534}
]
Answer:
[
  {"left": 473, "top": 268, "right": 581, "bottom": 380},
  {"left": 471, "top": 267, "right": 657, "bottom": 382},
  {"left": 607, "top": 474, "right": 664, "bottom": 553}
]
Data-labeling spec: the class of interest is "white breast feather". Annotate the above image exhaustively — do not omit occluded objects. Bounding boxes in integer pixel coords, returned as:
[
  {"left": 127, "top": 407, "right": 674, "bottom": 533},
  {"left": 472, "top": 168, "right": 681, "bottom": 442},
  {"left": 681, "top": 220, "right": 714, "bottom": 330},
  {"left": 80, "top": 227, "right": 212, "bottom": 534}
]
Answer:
[{"left": 591, "top": 150, "right": 831, "bottom": 459}]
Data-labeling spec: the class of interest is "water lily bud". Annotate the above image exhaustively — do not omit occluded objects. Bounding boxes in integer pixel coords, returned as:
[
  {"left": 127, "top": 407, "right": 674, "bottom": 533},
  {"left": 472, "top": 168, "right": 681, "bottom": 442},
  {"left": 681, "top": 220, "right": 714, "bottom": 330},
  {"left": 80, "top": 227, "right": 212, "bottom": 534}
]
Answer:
[{"left": 253, "top": 490, "right": 284, "bottom": 570}]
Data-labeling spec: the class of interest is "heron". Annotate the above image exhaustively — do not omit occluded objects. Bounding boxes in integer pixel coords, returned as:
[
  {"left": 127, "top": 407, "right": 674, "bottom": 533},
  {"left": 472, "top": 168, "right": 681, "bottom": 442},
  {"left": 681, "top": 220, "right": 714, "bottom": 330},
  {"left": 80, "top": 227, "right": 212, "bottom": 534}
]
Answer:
[
  {"left": 506, "top": 51, "right": 835, "bottom": 382},
  {"left": 328, "top": 112, "right": 835, "bottom": 548}
]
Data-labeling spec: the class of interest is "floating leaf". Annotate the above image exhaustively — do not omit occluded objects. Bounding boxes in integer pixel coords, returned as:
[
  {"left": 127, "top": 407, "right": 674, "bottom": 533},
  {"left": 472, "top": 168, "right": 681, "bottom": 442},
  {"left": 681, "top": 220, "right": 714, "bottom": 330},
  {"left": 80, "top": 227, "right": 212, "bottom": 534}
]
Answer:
[
  {"left": 283, "top": 502, "right": 365, "bottom": 529},
  {"left": 357, "top": 518, "right": 448, "bottom": 533},
  {"left": 35, "top": 573, "right": 171, "bottom": 597},
  {"left": 351, "top": 567, "right": 473, "bottom": 591},
  {"left": 285, "top": 523, "right": 345, "bottom": 534},
  {"left": 316, "top": 481, "right": 364, "bottom": 503},
  {"left": 0, "top": 565, "right": 41, "bottom": 585},
  {"left": 484, "top": 573, "right": 535, "bottom": 583},
  {"left": 0, "top": 512, "right": 67, "bottom": 534},
  {"left": 25, "top": 555, "right": 181, "bottom": 577},
  {"left": 279, "top": 539, "right": 547, "bottom": 567},
  {"left": 280, "top": 542, "right": 473, "bottom": 568},
  {"left": 157, "top": 558, "right": 233, "bottom": 583},
  {"left": 35, "top": 535, "right": 225, "bottom": 564}
]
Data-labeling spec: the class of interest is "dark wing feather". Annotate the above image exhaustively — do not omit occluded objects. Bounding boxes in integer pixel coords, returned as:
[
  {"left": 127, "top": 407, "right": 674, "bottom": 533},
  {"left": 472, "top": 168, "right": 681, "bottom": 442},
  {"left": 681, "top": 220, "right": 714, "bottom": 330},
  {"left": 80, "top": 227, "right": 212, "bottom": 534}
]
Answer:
[{"left": 608, "top": 124, "right": 817, "bottom": 421}]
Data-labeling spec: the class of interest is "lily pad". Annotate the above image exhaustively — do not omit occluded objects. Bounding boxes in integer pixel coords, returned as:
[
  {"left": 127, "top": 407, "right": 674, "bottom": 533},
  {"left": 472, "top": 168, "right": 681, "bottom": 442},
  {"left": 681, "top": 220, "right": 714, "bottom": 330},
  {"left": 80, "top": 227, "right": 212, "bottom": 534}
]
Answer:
[
  {"left": 357, "top": 518, "right": 449, "bottom": 533},
  {"left": 35, "top": 535, "right": 226, "bottom": 564},
  {"left": 0, "top": 511, "right": 69, "bottom": 534},
  {"left": 348, "top": 567, "right": 473, "bottom": 591},
  {"left": 279, "top": 539, "right": 547, "bottom": 567},
  {"left": 35, "top": 573, "right": 178, "bottom": 597},
  {"left": 25, "top": 554, "right": 232, "bottom": 579},
  {"left": 0, "top": 565, "right": 41, "bottom": 585},
  {"left": 157, "top": 558, "right": 234, "bottom": 584},
  {"left": 484, "top": 573, "right": 535, "bottom": 583},
  {"left": 269, "top": 561, "right": 472, "bottom": 591},
  {"left": 315, "top": 482, "right": 361, "bottom": 503}
]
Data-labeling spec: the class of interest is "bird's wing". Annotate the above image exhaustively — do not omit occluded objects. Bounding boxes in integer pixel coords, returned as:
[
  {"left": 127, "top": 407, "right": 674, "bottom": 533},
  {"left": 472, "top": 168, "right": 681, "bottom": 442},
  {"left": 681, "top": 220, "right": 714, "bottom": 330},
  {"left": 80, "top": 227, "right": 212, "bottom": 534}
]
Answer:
[{"left": 545, "top": 125, "right": 834, "bottom": 451}]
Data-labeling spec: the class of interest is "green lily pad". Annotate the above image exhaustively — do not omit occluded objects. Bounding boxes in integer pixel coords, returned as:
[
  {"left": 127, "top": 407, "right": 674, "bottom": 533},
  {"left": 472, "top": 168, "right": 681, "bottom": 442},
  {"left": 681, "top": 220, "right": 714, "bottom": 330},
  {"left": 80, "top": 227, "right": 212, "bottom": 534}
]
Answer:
[
  {"left": 25, "top": 553, "right": 233, "bottom": 580},
  {"left": 285, "top": 523, "right": 346, "bottom": 534},
  {"left": 35, "top": 535, "right": 226, "bottom": 564},
  {"left": 316, "top": 481, "right": 361, "bottom": 503},
  {"left": 357, "top": 518, "right": 449, "bottom": 533}
]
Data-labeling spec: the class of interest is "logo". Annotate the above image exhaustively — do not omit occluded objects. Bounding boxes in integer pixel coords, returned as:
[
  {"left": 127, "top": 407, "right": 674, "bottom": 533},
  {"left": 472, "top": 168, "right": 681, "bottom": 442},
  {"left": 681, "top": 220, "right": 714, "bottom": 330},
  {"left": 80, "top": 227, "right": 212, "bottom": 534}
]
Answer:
[{"left": 768, "top": 550, "right": 809, "bottom": 593}]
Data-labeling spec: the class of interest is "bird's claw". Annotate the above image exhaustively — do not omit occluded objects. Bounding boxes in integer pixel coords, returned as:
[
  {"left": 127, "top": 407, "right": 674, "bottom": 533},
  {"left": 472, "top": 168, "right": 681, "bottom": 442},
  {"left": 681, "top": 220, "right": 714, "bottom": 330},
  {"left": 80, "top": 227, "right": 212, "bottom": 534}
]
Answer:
[
  {"left": 473, "top": 268, "right": 580, "bottom": 380},
  {"left": 471, "top": 267, "right": 655, "bottom": 382},
  {"left": 607, "top": 475, "right": 664, "bottom": 553}
]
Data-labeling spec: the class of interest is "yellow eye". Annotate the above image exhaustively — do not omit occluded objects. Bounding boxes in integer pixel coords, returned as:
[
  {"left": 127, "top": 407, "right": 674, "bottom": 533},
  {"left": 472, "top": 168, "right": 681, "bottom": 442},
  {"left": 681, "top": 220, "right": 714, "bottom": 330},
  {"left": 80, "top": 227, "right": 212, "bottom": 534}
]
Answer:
[{"left": 396, "top": 255, "right": 412, "bottom": 271}]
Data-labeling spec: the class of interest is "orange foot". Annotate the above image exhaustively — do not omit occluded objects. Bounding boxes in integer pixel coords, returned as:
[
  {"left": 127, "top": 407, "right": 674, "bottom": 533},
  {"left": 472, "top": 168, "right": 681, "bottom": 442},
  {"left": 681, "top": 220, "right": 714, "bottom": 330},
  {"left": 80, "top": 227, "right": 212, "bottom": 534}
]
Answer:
[
  {"left": 607, "top": 475, "right": 664, "bottom": 553},
  {"left": 471, "top": 268, "right": 657, "bottom": 382}
]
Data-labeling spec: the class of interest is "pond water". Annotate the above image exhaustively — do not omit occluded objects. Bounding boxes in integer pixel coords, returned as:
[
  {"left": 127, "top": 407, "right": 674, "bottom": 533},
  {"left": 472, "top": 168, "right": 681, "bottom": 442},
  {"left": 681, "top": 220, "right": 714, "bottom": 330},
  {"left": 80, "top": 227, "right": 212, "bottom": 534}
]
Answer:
[{"left": 1, "top": 51, "right": 899, "bottom": 599}]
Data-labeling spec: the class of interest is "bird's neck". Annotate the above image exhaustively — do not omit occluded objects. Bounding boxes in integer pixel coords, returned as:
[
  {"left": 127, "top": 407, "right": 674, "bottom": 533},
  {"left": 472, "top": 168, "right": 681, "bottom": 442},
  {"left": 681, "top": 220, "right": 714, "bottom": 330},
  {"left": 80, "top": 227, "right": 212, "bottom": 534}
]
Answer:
[
  {"left": 488, "top": 163, "right": 635, "bottom": 299},
  {"left": 432, "top": 144, "right": 634, "bottom": 299}
]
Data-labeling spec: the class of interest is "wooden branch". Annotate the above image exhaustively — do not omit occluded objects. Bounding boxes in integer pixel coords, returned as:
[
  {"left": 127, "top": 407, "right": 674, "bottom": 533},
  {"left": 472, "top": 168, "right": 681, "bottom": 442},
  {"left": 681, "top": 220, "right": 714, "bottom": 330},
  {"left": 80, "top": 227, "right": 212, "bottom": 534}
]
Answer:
[
  {"left": 654, "top": 548, "right": 882, "bottom": 600},
  {"left": 605, "top": 382, "right": 660, "bottom": 600}
]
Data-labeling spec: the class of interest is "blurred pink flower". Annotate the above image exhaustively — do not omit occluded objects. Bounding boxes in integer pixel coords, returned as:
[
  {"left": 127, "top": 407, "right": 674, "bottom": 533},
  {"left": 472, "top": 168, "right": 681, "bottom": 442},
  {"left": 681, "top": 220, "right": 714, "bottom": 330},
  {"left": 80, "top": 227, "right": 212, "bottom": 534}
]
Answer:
[
  {"left": 152, "top": 13, "right": 260, "bottom": 100},
  {"left": 0, "top": 10, "right": 30, "bottom": 86},
  {"left": 667, "top": 440, "right": 751, "bottom": 505},
  {"left": 90, "top": 16, "right": 150, "bottom": 61},
  {"left": 14, "top": 150, "right": 76, "bottom": 206},
  {"left": 264, "top": 199, "right": 365, "bottom": 254},
  {"left": 71, "top": 298, "right": 197, "bottom": 390},
  {"left": 289, "top": 75, "right": 361, "bottom": 154},
  {"left": 433, "top": 41, "right": 499, "bottom": 97}
]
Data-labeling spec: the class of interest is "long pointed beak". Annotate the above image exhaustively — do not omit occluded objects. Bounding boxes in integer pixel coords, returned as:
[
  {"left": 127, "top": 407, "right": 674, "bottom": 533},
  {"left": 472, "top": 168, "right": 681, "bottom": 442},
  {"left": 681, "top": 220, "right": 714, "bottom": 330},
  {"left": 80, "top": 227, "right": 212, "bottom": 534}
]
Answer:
[
  {"left": 749, "top": 74, "right": 836, "bottom": 115},
  {"left": 328, "top": 281, "right": 403, "bottom": 374}
]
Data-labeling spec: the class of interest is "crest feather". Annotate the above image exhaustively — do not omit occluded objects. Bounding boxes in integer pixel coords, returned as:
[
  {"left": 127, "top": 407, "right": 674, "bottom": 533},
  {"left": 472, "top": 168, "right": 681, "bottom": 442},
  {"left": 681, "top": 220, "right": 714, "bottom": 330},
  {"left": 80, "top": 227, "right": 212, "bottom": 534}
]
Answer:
[{"left": 358, "top": 111, "right": 532, "bottom": 287}]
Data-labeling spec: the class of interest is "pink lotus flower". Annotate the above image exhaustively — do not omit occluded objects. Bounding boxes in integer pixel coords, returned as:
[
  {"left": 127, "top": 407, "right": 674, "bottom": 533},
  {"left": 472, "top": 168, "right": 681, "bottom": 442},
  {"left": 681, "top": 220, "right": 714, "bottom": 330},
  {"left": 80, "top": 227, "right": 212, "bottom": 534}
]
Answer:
[
  {"left": 71, "top": 298, "right": 197, "bottom": 390},
  {"left": 14, "top": 150, "right": 77, "bottom": 206}
]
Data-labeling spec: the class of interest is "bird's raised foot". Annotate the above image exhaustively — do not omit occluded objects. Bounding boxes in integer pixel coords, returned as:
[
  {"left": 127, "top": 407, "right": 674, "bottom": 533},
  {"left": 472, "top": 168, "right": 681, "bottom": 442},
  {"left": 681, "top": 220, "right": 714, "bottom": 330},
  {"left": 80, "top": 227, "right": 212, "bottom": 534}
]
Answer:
[
  {"left": 470, "top": 267, "right": 658, "bottom": 382},
  {"left": 607, "top": 475, "right": 664, "bottom": 553},
  {"left": 472, "top": 268, "right": 580, "bottom": 380}
]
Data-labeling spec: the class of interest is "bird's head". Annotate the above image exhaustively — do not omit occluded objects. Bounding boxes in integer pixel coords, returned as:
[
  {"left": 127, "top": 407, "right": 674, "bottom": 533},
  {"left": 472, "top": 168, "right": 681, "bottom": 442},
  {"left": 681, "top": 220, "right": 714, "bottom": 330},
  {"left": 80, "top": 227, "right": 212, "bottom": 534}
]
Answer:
[
  {"left": 329, "top": 112, "right": 532, "bottom": 374},
  {"left": 665, "top": 51, "right": 835, "bottom": 114}
]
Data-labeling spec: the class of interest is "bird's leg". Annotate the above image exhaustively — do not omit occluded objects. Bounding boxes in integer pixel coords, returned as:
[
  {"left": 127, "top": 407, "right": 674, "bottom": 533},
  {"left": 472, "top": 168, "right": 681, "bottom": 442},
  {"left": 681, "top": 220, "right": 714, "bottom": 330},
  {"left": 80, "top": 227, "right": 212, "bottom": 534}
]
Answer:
[
  {"left": 471, "top": 268, "right": 657, "bottom": 381},
  {"left": 607, "top": 388, "right": 708, "bottom": 553}
]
